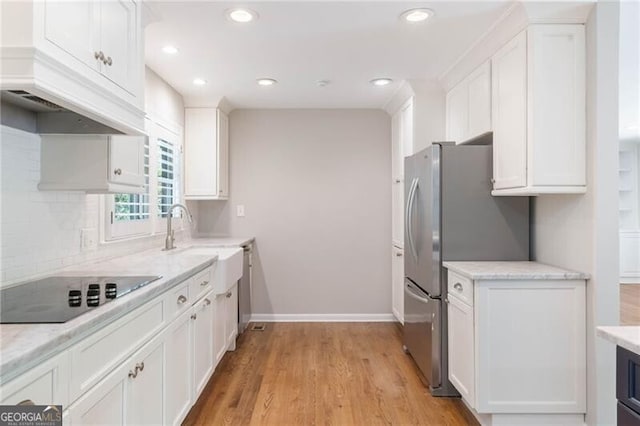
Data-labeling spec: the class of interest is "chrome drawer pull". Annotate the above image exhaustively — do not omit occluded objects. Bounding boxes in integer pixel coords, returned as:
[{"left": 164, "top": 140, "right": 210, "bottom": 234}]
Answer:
[
  {"left": 177, "top": 295, "right": 187, "bottom": 304},
  {"left": 454, "top": 283, "right": 463, "bottom": 292}
]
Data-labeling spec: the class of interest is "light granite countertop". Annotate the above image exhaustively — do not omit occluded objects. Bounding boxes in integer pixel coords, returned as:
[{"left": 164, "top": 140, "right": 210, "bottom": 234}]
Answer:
[
  {"left": 0, "top": 236, "right": 254, "bottom": 384},
  {"left": 443, "top": 261, "right": 590, "bottom": 280},
  {"left": 597, "top": 326, "right": 640, "bottom": 355}
]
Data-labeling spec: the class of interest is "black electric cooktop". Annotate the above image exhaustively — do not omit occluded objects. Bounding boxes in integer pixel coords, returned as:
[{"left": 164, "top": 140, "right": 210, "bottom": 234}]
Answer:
[{"left": 0, "top": 275, "right": 161, "bottom": 324}]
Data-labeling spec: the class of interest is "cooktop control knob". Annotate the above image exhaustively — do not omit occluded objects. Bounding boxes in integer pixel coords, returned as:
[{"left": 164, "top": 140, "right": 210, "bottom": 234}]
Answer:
[
  {"left": 68, "top": 290, "right": 82, "bottom": 307},
  {"left": 105, "top": 283, "right": 117, "bottom": 299},
  {"left": 87, "top": 288, "right": 100, "bottom": 307}
]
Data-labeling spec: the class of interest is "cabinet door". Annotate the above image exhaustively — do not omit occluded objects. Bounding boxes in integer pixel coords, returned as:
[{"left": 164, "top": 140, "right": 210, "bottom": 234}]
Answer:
[
  {"left": 391, "top": 246, "right": 404, "bottom": 324},
  {"left": 391, "top": 111, "right": 404, "bottom": 246},
  {"left": 192, "top": 294, "right": 215, "bottom": 397},
  {"left": 528, "top": 25, "right": 585, "bottom": 187},
  {"left": 126, "top": 337, "right": 164, "bottom": 426},
  {"left": 214, "top": 293, "right": 227, "bottom": 364},
  {"left": 108, "top": 135, "right": 145, "bottom": 187},
  {"left": 165, "top": 311, "right": 192, "bottom": 426},
  {"left": 491, "top": 30, "right": 527, "bottom": 190},
  {"left": 217, "top": 110, "right": 230, "bottom": 198},
  {"left": 400, "top": 99, "right": 414, "bottom": 156},
  {"left": 447, "top": 295, "right": 475, "bottom": 407},
  {"left": 185, "top": 108, "right": 218, "bottom": 198},
  {"left": 226, "top": 284, "right": 238, "bottom": 351},
  {"left": 67, "top": 366, "right": 127, "bottom": 425},
  {"left": 467, "top": 61, "right": 491, "bottom": 139},
  {"left": 446, "top": 83, "right": 468, "bottom": 144},
  {"left": 99, "top": 0, "right": 138, "bottom": 93},
  {"left": 43, "top": 0, "right": 98, "bottom": 70}
]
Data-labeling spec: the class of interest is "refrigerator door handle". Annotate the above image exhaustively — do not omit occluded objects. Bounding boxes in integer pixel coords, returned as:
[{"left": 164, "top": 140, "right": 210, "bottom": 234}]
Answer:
[
  {"left": 407, "top": 178, "right": 419, "bottom": 260},
  {"left": 405, "top": 281, "right": 430, "bottom": 304},
  {"left": 405, "top": 178, "right": 416, "bottom": 248}
]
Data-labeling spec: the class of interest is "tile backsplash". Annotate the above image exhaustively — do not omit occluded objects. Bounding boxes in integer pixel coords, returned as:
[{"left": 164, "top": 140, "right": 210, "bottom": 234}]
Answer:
[{"left": 0, "top": 125, "right": 182, "bottom": 285}]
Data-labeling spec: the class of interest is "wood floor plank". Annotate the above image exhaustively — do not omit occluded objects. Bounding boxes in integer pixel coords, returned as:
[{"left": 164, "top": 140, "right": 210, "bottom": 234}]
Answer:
[
  {"left": 621, "top": 284, "right": 640, "bottom": 325},
  {"left": 183, "top": 322, "right": 478, "bottom": 426}
]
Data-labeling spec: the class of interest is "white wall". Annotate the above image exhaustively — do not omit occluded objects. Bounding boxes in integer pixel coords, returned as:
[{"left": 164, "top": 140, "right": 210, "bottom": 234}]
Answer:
[
  {"left": 531, "top": 3, "right": 619, "bottom": 425},
  {"left": 0, "top": 69, "right": 185, "bottom": 286},
  {"left": 195, "top": 109, "right": 392, "bottom": 318}
]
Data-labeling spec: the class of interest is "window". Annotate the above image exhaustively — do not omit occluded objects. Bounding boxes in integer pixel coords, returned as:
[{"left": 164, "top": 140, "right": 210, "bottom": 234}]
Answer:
[{"left": 104, "top": 120, "right": 183, "bottom": 241}]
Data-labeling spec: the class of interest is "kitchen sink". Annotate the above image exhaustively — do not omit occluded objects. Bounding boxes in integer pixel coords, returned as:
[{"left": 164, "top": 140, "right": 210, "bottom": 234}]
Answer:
[{"left": 180, "top": 247, "right": 243, "bottom": 294}]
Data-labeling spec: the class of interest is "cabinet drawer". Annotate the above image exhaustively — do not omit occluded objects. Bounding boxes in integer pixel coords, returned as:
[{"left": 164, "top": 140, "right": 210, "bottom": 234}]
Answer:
[
  {"left": 0, "top": 351, "right": 70, "bottom": 407},
  {"left": 448, "top": 271, "right": 474, "bottom": 306},
  {"left": 69, "top": 297, "right": 165, "bottom": 403},
  {"left": 190, "top": 267, "right": 213, "bottom": 302},
  {"left": 166, "top": 279, "right": 191, "bottom": 320},
  {"left": 618, "top": 346, "right": 640, "bottom": 416}
]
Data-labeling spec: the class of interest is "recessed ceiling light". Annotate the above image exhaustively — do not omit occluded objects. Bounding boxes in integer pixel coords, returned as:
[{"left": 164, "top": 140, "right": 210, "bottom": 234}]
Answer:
[
  {"left": 257, "top": 78, "right": 277, "bottom": 86},
  {"left": 227, "top": 8, "right": 258, "bottom": 23},
  {"left": 370, "top": 78, "right": 393, "bottom": 87},
  {"left": 193, "top": 78, "right": 207, "bottom": 86},
  {"left": 162, "top": 45, "right": 179, "bottom": 55},
  {"left": 400, "top": 8, "right": 434, "bottom": 23}
]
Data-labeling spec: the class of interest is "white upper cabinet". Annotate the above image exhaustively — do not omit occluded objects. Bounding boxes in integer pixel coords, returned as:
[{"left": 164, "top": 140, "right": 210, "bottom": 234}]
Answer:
[
  {"left": 185, "top": 108, "right": 230, "bottom": 200},
  {"left": 446, "top": 61, "right": 491, "bottom": 144},
  {"left": 491, "top": 25, "right": 586, "bottom": 195},
  {"left": 1, "top": 0, "right": 145, "bottom": 134},
  {"left": 391, "top": 99, "right": 412, "bottom": 247},
  {"left": 39, "top": 135, "right": 145, "bottom": 193}
]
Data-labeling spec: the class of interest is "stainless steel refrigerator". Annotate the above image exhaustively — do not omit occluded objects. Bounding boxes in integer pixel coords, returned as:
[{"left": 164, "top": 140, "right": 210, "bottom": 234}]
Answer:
[{"left": 403, "top": 137, "right": 529, "bottom": 396}]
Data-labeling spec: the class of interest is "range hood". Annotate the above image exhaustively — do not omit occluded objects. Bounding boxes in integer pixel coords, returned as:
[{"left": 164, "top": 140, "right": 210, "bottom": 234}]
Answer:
[{"left": 1, "top": 89, "right": 126, "bottom": 134}]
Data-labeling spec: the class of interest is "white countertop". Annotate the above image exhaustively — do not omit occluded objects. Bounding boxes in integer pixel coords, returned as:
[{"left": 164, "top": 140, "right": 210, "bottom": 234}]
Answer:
[
  {"left": 443, "top": 261, "right": 590, "bottom": 280},
  {"left": 597, "top": 326, "right": 640, "bottom": 355},
  {"left": 0, "top": 236, "right": 254, "bottom": 383}
]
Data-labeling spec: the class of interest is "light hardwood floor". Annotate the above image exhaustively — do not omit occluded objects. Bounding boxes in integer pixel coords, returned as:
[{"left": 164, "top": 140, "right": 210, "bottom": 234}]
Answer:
[
  {"left": 184, "top": 323, "right": 478, "bottom": 426},
  {"left": 621, "top": 284, "right": 640, "bottom": 325}
]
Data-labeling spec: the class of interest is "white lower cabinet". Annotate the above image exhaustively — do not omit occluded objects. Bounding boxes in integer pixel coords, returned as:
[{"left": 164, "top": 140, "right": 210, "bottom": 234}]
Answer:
[
  {"left": 391, "top": 246, "right": 404, "bottom": 324},
  {"left": 225, "top": 284, "right": 238, "bottom": 351},
  {"left": 67, "top": 329, "right": 166, "bottom": 425},
  {"left": 165, "top": 310, "right": 193, "bottom": 426},
  {"left": 192, "top": 291, "right": 215, "bottom": 398},
  {"left": 446, "top": 267, "right": 586, "bottom": 424},
  {"left": 214, "top": 283, "right": 239, "bottom": 364}
]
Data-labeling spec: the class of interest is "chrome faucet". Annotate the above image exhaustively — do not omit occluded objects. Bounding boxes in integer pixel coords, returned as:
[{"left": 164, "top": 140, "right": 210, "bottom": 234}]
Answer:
[{"left": 164, "top": 203, "right": 193, "bottom": 251}]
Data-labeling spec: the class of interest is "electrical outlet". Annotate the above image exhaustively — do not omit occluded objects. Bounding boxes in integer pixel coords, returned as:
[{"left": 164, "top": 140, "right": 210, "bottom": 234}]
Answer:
[
  {"left": 236, "top": 205, "right": 245, "bottom": 217},
  {"left": 81, "top": 228, "right": 98, "bottom": 251}
]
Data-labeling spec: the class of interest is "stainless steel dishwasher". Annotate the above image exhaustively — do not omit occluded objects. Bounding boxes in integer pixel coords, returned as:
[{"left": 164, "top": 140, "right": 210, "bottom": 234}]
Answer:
[{"left": 238, "top": 244, "right": 252, "bottom": 333}]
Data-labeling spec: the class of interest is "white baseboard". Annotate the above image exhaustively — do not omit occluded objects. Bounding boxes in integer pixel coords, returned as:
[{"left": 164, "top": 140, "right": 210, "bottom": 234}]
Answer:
[{"left": 250, "top": 313, "right": 397, "bottom": 322}]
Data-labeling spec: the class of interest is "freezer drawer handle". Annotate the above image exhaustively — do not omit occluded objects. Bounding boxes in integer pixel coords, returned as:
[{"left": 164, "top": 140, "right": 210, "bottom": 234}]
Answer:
[{"left": 405, "top": 282, "right": 431, "bottom": 304}]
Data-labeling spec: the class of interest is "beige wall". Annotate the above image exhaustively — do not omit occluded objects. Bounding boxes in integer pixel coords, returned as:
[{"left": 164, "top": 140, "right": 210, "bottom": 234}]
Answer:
[
  {"left": 196, "top": 109, "right": 392, "bottom": 317},
  {"left": 531, "top": 3, "right": 619, "bottom": 424}
]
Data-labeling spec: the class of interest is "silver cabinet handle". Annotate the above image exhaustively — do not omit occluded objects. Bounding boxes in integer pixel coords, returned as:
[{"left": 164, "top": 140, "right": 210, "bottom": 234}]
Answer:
[
  {"left": 94, "top": 51, "right": 105, "bottom": 61},
  {"left": 191, "top": 313, "right": 197, "bottom": 320},
  {"left": 200, "top": 280, "right": 209, "bottom": 287},
  {"left": 114, "top": 168, "right": 122, "bottom": 176},
  {"left": 105, "top": 56, "right": 113, "bottom": 66},
  {"left": 395, "top": 178, "right": 402, "bottom": 183},
  {"left": 136, "top": 362, "right": 144, "bottom": 372},
  {"left": 18, "top": 400, "right": 35, "bottom": 406},
  {"left": 177, "top": 295, "right": 187, "bottom": 304},
  {"left": 204, "top": 298, "right": 211, "bottom": 306},
  {"left": 395, "top": 251, "right": 403, "bottom": 257},
  {"left": 128, "top": 369, "right": 137, "bottom": 379},
  {"left": 454, "top": 283, "right": 463, "bottom": 292},
  {"left": 490, "top": 178, "right": 496, "bottom": 184},
  {"left": 226, "top": 292, "right": 232, "bottom": 298}
]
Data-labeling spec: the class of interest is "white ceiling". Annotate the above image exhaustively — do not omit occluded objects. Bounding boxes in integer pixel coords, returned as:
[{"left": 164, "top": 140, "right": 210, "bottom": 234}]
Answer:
[{"left": 144, "top": 1, "right": 510, "bottom": 109}]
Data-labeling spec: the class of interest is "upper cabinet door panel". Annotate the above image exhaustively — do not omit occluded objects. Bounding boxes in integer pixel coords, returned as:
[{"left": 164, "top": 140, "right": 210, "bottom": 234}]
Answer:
[
  {"left": 44, "top": 0, "right": 97, "bottom": 70},
  {"left": 217, "top": 110, "right": 230, "bottom": 198},
  {"left": 528, "top": 25, "right": 586, "bottom": 187},
  {"left": 108, "top": 135, "right": 145, "bottom": 187},
  {"left": 491, "top": 30, "right": 527, "bottom": 190},
  {"left": 467, "top": 61, "right": 491, "bottom": 139},
  {"left": 185, "top": 108, "right": 218, "bottom": 197},
  {"left": 99, "top": 0, "right": 137, "bottom": 94},
  {"left": 446, "top": 84, "right": 467, "bottom": 144}
]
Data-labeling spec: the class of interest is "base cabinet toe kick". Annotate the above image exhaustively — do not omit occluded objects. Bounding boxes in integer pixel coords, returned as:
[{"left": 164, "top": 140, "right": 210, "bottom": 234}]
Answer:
[{"left": 0, "top": 264, "right": 240, "bottom": 425}]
